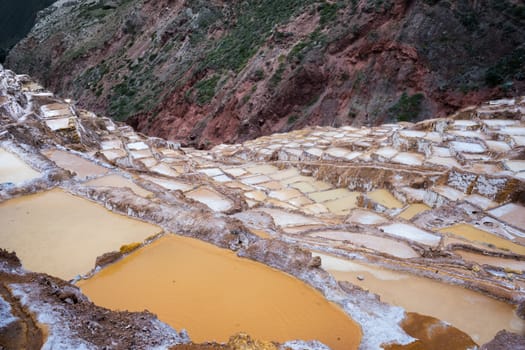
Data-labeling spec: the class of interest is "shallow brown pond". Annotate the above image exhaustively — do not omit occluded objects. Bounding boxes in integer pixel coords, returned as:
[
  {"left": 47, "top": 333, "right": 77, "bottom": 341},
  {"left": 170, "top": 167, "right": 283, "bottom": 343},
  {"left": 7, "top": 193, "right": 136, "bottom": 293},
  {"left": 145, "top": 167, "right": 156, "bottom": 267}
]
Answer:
[
  {"left": 0, "top": 189, "right": 160, "bottom": 279},
  {"left": 315, "top": 252, "right": 524, "bottom": 344},
  {"left": 78, "top": 235, "right": 361, "bottom": 349}
]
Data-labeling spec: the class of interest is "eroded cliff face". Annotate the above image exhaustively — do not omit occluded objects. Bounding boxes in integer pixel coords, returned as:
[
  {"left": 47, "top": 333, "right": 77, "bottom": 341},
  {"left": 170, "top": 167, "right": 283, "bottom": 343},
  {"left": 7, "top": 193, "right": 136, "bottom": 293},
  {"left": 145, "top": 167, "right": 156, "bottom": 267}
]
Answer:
[{"left": 6, "top": 0, "right": 525, "bottom": 148}]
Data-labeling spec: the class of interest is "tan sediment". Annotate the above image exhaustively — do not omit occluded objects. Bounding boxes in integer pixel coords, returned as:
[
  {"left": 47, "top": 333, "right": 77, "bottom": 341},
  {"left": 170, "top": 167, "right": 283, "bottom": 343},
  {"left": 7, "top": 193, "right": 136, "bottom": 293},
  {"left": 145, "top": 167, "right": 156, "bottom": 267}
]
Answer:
[
  {"left": 0, "top": 189, "right": 160, "bottom": 279},
  {"left": 78, "top": 235, "right": 361, "bottom": 349}
]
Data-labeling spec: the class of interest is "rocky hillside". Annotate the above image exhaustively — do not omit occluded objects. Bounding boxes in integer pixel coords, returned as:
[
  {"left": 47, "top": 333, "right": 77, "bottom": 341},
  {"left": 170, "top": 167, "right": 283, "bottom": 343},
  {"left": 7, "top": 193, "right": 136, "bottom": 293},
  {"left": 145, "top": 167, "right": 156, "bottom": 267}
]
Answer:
[
  {"left": 6, "top": 0, "right": 525, "bottom": 148},
  {"left": 0, "top": 0, "right": 55, "bottom": 62}
]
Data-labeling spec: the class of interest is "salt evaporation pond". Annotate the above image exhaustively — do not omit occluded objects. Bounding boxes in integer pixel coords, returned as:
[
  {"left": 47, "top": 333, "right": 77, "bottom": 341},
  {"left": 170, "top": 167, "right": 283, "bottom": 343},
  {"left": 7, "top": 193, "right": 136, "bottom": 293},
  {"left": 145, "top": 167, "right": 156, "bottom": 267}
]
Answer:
[
  {"left": 309, "top": 231, "right": 419, "bottom": 259},
  {"left": 0, "top": 189, "right": 160, "bottom": 279},
  {"left": 85, "top": 174, "right": 152, "bottom": 197},
  {"left": 44, "top": 149, "right": 108, "bottom": 179},
  {"left": 78, "top": 235, "right": 361, "bottom": 349},
  {"left": 0, "top": 148, "right": 40, "bottom": 185},
  {"left": 439, "top": 224, "right": 525, "bottom": 255},
  {"left": 315, "top": 252, "right": 524, "bottom": 344}
]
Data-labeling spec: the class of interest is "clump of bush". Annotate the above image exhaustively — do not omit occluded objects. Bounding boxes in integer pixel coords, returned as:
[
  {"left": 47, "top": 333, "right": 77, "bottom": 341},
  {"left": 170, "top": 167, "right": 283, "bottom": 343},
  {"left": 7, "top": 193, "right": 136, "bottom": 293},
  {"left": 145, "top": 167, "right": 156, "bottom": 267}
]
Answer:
[
  {"left": 195, "top": 75, "right": 220, "bottom": 106},
  {"left": 389, "top": 92, "right": 425, "bottom": 122},
  {"left": 485, "top": 48, "right": 525, "bottom": 87}
]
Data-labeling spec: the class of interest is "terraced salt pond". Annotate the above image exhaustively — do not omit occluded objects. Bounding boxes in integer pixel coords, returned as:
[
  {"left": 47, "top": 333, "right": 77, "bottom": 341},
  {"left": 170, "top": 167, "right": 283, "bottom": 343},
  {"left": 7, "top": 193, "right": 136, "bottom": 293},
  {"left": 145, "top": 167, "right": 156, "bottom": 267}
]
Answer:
[
  {"left": 315, "top": 252, "right": 524, "bottom": 344},
  {"left": 309, "top": 231, "right": 419, "bottom": 259},
  {"left": 457, "top": 250, "right": 525, "bottom": 272},
  {"left": 78, "top": 235, "right": 361, "bottom": 349},
  {"left": 0, "top": 148, "right": 40, "bottom": 185},
  {"left": 438, "top": 224, "right": 525, "bottom": 255},
  {"left": 367, "top": 189, "right": 403, "bottom": 209},
  {"left": 397, "top": 203, "right": 431, "bottom": 220},
  {"left": 0, "top": 189, "right": 160, "bottom": 279},
  {"left": 44, "top": 149, "right": 108, "bottom": 179},
  {"left": 85, "top": 174, "right": 153, "bottom": 197}
]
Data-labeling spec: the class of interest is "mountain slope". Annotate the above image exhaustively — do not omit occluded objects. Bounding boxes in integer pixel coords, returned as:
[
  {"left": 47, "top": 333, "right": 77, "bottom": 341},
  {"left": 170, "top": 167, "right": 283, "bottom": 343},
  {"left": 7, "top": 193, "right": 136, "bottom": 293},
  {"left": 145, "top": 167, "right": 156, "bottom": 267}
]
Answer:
[
  {"left": 0, "top": 0, "right": 55, "bottom": 62},
  {"left": 6, "top": 0, "right": 525, "bottom": 148}
]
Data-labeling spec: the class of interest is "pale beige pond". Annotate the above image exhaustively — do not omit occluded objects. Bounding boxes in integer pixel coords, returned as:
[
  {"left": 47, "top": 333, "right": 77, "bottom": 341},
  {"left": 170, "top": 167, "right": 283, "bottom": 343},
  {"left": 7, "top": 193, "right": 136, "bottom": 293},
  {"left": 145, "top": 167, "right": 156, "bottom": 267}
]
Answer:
[
  {"left": 78, "top": 235, "right": 361, "bottom": 349},
  {"left": 315, "top": 253, "right": 525, "bottom": 344},
  {"left": 324, "top": 194, "right": 361, "bottom": 216},
  {"left": 309, "top": 231, "right": 419, "bottom": 259},
  {"left": 438, "top": 224, "right": 525, "bottom": 255},
  {"left": 141, "top": 175, "right": 193, "bottom": 191},
  {"left": 456, "top": 250, "right": 525, "bottom": 272},
  {"left": 44, "top": 149, "right": 108, "bottom": 179},
  {"left": 85, "top": 174, "right": 152, "bottom": 197},
  {"left": 255, "top": 208, "right": 323, "bottom": 227},
  {"left": 309, "top": 188, "right": 355, "bottom": 203},
  {"left": 490, "top": 203, "right": 525, "bottom": 231},
  {"left": 346, "top": 209, "right": 387, "bottom": 225},
  {"left": 185, "top": 187, "right": 233, "bottom": 212},
  {"left": 0, "top": 189, "right": 160, "bottom": 280},
  {"left": 0, "top": 148, "right": 40, "bottom": 185}
]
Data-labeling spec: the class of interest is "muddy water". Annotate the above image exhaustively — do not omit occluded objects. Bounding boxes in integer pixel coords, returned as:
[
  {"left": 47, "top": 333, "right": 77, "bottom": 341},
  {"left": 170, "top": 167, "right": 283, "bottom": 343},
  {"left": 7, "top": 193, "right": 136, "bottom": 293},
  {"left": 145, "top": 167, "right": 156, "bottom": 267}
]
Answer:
[
  {"left": 315, "top": 252, "right": 524, "bottom": 344},
  {"left": 0, "top": 148, "right": 40, "bottom": 185},
  {"left": 0, "top": 189, "right": 160, "bottom": 280},
  {"left": 44, "top": 149, "right": 108, "bottom": 179},
  {"left": 78, "top": 235, "right": 361, "bottom": 349},
  {"left": 384, "top": 313, "right": 477, "bottom": 350},
  {"left": 85, "top": 175, "right": 152, "bottom": 197},
  {"left": 438, "top": 224, "right": 525, "bottom": 255},
  {"left": 398, "top": 204, "right": 431, "bottom": 220},
  {"left": 367, "top": 189, "right": 403, "bottom": 209}
]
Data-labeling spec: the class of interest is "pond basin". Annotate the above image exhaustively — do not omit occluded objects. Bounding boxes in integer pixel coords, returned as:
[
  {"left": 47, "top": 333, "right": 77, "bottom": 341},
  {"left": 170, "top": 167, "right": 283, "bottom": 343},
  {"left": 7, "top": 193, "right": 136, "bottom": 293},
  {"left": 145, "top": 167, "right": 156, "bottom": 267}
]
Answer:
[
  {"left": 0, "top": 189, "right": 160, "bottom": 280},
  {"left": 438, "top": 224, "right": 525, "bottom": 255},
  {"left": 309, "top": 231, "right": 419, "bottom": 259},
  {"left": 44, "top": 149, "right": 108, "bottom": 179},
  {"left": 456, "top": 250, "right": 525, "bottom": 272},
  {"left": 78, "top": 235, "right": 361, "bottom": 349},
  {"left": 398, "top": 204, "right": 431, "bottom": 220},
  {"left": 367, "top": 189, "right": 403, "bottom": 209},
  {"left": 0, "top": 148, "right": 40, "bottom": 185},
  {"left": 315, "top": 252, "right": 524, "bottom": 344},
  {"left": 85, "top": 174, "right": 152, "bottom": 197}
]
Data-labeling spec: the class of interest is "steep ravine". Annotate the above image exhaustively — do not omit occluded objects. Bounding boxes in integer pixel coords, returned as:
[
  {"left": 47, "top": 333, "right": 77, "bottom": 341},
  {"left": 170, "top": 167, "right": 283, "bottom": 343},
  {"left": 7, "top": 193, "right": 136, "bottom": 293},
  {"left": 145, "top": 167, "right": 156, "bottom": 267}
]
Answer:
[{"left": 6, "top": 0, "right": 525, "bottom": 148}]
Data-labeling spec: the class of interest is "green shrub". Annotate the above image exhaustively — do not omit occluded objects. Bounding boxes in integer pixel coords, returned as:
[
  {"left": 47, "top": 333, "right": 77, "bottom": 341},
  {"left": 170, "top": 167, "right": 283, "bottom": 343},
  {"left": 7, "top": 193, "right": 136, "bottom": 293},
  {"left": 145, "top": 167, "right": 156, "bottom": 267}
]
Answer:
[
  {"left": 195, "top": 75, "right": 220, "bottom": 106},
  {"left": 389, "top": 92, "right": 425, "bottom": 122},
  {"left": 287, "top": 114, "right": 299, "bottom": 124},
  {"left": 270, "top": 63, "right": 286, "bottom": 89},
  {"left": 253, "top": 69, "right": 265, "bottom": 81},
  {"left": 485, "top": 48, "right": 525, "bottom": 87},
  {"left": 318, "top": 2, "right": 338, "bottom": 26}
]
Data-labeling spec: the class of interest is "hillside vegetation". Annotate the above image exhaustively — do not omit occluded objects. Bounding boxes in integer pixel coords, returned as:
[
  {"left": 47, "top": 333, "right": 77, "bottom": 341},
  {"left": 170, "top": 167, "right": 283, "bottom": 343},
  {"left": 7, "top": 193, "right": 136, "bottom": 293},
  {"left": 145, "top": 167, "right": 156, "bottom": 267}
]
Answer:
[{"left": 6, "top": 0, "right": 525, "bottom": 148}]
